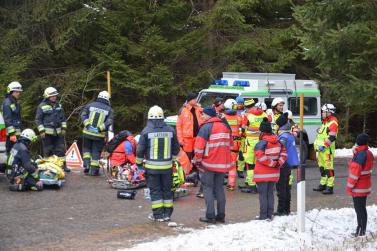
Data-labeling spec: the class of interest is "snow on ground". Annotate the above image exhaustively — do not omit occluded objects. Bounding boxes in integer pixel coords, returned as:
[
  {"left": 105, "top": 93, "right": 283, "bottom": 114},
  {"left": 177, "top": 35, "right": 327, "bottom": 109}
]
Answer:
[
  {"left": 335, "top": 147, "right": 377, "bottom": 158},
  {"left": 123, "top": 205, "right": 377, "bottom": 251}
]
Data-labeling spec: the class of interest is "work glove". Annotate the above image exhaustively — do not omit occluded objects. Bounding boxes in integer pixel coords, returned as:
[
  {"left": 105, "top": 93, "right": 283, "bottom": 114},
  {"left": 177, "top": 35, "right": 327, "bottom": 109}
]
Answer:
[
  {"left": 318, "top": 145, "right": 325, "bottom": 152},
  {"left": 87, "top": 125, "right": 99, "bottom": 133},
  {"left": 36, "top": 180, "right": 43, "bottom": 190},
  {"left": 9, "top": 135, "right": 17, "bottom": 142},
  {"left": 61, "top": 129, "right": 66, "bottom": 136},
  {"left": 40, "top": 132, "right": 46, "bottom": 139}
]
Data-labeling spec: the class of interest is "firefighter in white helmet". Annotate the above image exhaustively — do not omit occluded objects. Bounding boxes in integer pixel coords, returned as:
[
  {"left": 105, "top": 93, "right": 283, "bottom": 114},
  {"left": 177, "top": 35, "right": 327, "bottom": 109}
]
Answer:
[
  {"left": 35, "top": 87, "right": 70, "bottom": 172},
  {"left": 136, "top": 105, "right": 179, "bottom": 221},
  {"left": 266, "top": 97, "right": 285, "bottom": 134},
  {"left": 2, "top": 81, "right": 23, "bottom": 154},
  {"left": 8, "top": 129, "right": 43, "bottom": 191},
  {"left": 81, "top": 90, "right": 113, "bottom": 176},
  {"left": 313, "top": 104, "right": 338, "bottom": 195},
  {"left": 223, "top": 99, "right": 242, "bottom": 191}
]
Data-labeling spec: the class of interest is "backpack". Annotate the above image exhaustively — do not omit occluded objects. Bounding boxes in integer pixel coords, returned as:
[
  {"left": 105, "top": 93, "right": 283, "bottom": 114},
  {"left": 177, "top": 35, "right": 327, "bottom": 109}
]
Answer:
[{"left": 105, "top": 130, "right": 133, "bottom": 154}]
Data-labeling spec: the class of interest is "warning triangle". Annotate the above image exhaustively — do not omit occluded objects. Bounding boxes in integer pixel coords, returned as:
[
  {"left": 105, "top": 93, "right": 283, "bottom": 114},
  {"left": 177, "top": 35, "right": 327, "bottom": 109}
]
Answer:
[{"left": 65, "top": 142, "right": 83, "bottom": 167}]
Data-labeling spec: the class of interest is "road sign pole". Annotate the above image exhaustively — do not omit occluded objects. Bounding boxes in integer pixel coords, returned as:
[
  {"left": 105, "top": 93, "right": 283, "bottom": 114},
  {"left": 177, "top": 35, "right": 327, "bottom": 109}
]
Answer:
[{"left": 297, "top": 93, "right": 305, "bottom": 232}]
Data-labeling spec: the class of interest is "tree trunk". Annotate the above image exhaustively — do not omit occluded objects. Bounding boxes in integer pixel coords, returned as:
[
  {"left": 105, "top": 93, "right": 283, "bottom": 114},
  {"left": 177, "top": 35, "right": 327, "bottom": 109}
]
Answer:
[
  {"left": 345, "top": 106, "right": 350, "bottom": 139},
  {"left": 363, "top": 112, "right": 367, "bottom": 133}
]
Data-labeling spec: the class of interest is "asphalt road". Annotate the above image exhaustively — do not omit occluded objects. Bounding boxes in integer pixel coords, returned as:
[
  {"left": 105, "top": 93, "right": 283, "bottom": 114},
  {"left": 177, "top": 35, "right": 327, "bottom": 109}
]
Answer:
[{"left": 0, "top": 158, "right": 376, "bottom": 251}]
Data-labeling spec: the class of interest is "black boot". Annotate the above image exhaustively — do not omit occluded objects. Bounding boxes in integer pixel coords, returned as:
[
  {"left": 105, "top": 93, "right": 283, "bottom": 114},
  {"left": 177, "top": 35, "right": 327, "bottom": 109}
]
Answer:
[
  {"left": 63, "top": 163, "right": 71, "bottom": 173},
  {"left": 240, "top": 185, "right": 257, "bottom": 194},
  {"left": 352, "top": 226, "right": 361, "bottom": 237},
  {"left": 89, "top": 167, "right": 99, "bottom": 176},
  {"left": 83, "top": 167, "right": 89, "bottom": 174},
  {"left": 237, "top": 170, "right": 245, "bottom": 178},
  {"left": 322, "top": 187, "right": 333, "bottom": 195},
  {"left": 313, "top": 184, "right": 326, "bottom": 192}
]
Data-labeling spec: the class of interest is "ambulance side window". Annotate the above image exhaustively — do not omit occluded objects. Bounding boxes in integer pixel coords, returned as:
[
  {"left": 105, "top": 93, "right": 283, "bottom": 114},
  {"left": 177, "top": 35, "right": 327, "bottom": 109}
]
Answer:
[{"left": 288, "top": 97, "right": 318, "bottom": 115}]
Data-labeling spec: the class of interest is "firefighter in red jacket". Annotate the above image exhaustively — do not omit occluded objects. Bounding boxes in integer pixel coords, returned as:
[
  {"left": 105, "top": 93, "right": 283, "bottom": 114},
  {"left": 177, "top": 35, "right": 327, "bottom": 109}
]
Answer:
[
  {"left": 193, "top": 107, "right": 233, "bottom": 224},
  {"left": 253, "top": 117, "right": 287, "bottom": 221},
  {"left": 346, "top": 133, "right": 374, "bottom": 237}
]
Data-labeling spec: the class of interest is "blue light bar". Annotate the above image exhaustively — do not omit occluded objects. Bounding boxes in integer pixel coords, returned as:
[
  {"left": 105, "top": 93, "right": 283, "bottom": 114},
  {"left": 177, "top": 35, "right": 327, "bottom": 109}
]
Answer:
[
  {"left": 233, "top": 80, "right": 250, "bottom": 87},
  {"left": 213, "top": 79, "right": 228, "bottom": 86}
]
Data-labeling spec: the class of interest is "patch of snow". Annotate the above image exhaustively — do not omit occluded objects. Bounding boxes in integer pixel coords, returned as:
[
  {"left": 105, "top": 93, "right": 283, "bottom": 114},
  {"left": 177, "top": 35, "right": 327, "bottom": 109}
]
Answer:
[
  {"left": 122, "top": 205, "right": 377, "bottom": 251},
  {"left": 335, "top": 147, "right": 377, "bottom": 158}
]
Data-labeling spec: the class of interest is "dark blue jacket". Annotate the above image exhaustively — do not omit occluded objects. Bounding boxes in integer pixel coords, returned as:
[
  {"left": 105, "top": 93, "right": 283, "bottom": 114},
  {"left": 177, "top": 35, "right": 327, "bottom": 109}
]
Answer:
[
  {"left": 2, "top": 94, "right": 22, "bottom": 135},
  {"left": 35, "top": 99, "right": 67, "bottom": 135},
  {"left": 81, "top": 98, "right": 113, "bottom": 140},
  {"left": 8, "top": 138, "right": 35, "bottom": 173},
  {"left": 136, "top": 119, "right": 179, "bottom": 174},
  {"left": 278, "top": 127, "right": 299, "bottom": 167}
]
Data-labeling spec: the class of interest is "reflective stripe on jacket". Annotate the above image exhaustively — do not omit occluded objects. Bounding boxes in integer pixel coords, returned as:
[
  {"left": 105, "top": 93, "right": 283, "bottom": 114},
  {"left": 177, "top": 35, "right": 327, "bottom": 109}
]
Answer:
[
  {"left": 224, "top": 110, "right": 242, "bottom": 151},
  {"left": 346, "top": 145, "right": 374, "bottom": 196},
  {"left": 2, "top": 95, "right": 22, "bottom": 136},
  {"left": 314, "top": 116, "right": 338, "bottom": 150},
  {"left": 193, "top": 117, "right": 233, "bottom": 172},
  {"left": 253, "top": 134, "right": 287, "bottom": 182},
  {"left": 35, "top": 100, "right": 66, "bottom": 135},
  {"left": 136, "top": 119, "right": 179, "bottom": 172},
  {"left": 243, "top": 109, "right": 267, "bottom": 137},
  {"left": 81, "top": 98, "right": 113, "bottom": 139},
  {"left": 176, "top": 104, "right": 202, "bottom": 143},
  {"left": 8, "top": 138, "right": 35, "bottom": 173}
]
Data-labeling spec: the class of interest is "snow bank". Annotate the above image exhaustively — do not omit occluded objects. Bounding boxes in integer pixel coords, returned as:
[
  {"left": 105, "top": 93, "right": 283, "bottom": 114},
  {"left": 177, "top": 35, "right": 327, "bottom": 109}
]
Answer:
[
  {"left": 335, "top": 147, "right": 377, "bottom": 158},
  {"left": 123, "top": 205, "right": 377, "bottom": 251}
]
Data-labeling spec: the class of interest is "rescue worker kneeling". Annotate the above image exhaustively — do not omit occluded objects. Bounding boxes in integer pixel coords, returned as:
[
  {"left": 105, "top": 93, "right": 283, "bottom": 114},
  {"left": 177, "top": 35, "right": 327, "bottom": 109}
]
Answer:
[
  {"left": 136, "top": 106, "right": 179, "bottom": 222},
  {"left": 8, "top": 129, "right": 43, "bottom": 191}
]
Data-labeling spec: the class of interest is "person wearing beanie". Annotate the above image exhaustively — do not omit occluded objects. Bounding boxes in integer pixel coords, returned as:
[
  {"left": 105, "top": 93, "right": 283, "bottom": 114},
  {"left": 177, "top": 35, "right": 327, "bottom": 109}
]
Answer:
[
  {"left": 253, "top": 118, "right": 287, "bottom": 220},
  {"left": 274, "top": 112, "right": 299, "bottom": 216},
  {"left": 193, "top": 106, "right": 233, "bottom": 224},
  {"left": 239, "top": 99, "right": 268, "bottom": 193},
  {"left": 176, "top": 93, "right": 202, "bottom": 160},
  {"left": 346, "top": 133, "right": 374, "bottom": 237}
]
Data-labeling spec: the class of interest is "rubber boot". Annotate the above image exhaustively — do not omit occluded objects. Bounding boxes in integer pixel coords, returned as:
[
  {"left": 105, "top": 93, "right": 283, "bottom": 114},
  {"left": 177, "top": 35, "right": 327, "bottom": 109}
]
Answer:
[
  {"left": 237, "top": 170, "right": 245, "bottom": 178},
  {"left": 89, "top": 166, "right": 100, "bottom": 176},
  {"left": 83, "top": 167, "right": 89, "bottom": 174},
  {"left": 313, "top": 184, "right": 326, "bottom": 192},
  {"left": 240, "top": 185, "right": 257, "bottom": 194},
  {"left": 9, "top": 184, "right": 22, "bottom": 191},
  {"left": 63, "top": 163, "right": 71, "bottom": 173},
  {"left": 352, "top": 226, "right": 361, "bottom": 237},
  {"left": 322, "top": 187, "right": 333, "bottom": 195}
]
